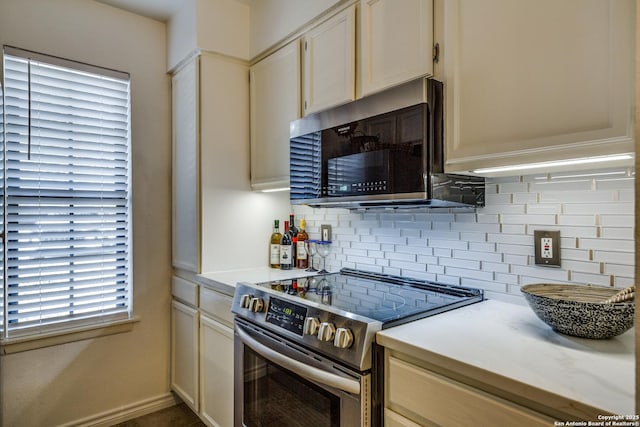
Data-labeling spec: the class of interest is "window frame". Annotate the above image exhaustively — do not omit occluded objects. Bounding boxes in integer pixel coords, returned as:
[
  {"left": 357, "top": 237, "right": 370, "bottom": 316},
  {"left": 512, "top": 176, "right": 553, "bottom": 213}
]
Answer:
[{"left": 0, "top": 46, "right": 134, "bottom": 348}]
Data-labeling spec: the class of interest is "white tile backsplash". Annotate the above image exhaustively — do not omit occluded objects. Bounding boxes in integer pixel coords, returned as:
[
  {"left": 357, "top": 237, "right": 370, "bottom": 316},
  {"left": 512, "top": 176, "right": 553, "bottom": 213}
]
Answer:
[{"left": 292, "top": 168, "right": 635, "bottom": 300}]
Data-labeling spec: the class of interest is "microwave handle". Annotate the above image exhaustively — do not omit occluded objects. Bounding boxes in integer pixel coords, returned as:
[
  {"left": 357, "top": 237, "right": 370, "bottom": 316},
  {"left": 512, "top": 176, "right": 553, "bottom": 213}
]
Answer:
[{"left": 236, "top": 323, "right": 361, "bottom": 395}]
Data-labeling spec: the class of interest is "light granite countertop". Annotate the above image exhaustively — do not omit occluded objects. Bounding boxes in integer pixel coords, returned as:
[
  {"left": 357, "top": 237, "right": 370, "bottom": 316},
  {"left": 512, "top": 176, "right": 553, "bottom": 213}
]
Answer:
[
  {"left": 376, "top": 299, "right": 635, "bottom": 420},
  {"left": 195, "top": 266, "right": 319, "bottom": 295},
  {"left": 192, "top": 268, "right": 635, "bottom": 419}
]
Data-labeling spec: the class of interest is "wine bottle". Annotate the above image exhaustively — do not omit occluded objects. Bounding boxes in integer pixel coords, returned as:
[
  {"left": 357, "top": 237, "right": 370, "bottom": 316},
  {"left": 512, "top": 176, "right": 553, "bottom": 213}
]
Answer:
[
  {"left": 296, "top": 218, "right": 309, "bottom": 269},
  {"left": 269, "top": 219, "right": 282, "bottom": 268},
  {"left": 288, "top": 214, "right": 298, "bottom": 267},
  {"left": 289, "top": 214, "right": 299, "bottom": 237},
  {"left": 280, "top": 220, "right": 293, "bottom": 270}
]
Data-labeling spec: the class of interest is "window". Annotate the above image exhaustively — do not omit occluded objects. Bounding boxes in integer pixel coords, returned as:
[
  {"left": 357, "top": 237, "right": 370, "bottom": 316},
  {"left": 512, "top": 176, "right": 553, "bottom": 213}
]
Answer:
[{"left": 0, "top": 46, "right": 132, "bottom": 340}]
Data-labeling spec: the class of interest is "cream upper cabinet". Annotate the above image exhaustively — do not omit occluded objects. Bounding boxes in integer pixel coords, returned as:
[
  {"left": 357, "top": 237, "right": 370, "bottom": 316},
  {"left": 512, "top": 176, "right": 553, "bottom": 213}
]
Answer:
[
  {"left": 442, "top": 0, "right": 635, "bottom": 174},
  {"left": 172, "top": 58, "right": 200, "bottom": 272},
  {"left": 359, "top": 0, "right": 433, "bottom": 97},
  {"left": 303, "top": 4, "right": 356, "bottom": 115},
  {"left": 171, "top": 52, "right": 251, "bottom": 273},
  {"left": 250, "top": 40, "right": 301, "bottom": 191}
]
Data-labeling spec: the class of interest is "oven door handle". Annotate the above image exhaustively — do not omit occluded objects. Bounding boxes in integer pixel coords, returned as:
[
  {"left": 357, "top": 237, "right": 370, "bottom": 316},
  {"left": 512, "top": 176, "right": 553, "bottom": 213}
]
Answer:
[{"left": 236, "top": 324, "right": 361, "bottom": 395}]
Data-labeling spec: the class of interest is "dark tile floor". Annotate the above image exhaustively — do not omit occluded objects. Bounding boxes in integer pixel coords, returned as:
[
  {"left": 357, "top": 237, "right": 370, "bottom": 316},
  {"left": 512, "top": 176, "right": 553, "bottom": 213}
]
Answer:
[{"left": 112, "top": 403, "right": 205, "bottom": 427}]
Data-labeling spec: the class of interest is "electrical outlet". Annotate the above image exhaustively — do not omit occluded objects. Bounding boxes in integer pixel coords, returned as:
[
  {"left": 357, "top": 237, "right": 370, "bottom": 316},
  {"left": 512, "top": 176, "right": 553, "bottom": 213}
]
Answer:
[
  {"left": 541, "top": 237, "right": 553, "bottom": 259},
  {"left": 534, "top": 230, "right": 561, "bottom": 267}
]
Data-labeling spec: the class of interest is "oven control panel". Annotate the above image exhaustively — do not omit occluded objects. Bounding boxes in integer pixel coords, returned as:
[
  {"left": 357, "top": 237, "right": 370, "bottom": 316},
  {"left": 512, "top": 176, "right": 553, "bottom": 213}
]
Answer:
[
  {"left": 265, "top": 296, "right": 307, "bottom": 336},
  {"left": 232, "top": 283, "right": 380, "bottom": 370},
  {"left": 237, "top": 293, "right": 355, "bottom": 348}
]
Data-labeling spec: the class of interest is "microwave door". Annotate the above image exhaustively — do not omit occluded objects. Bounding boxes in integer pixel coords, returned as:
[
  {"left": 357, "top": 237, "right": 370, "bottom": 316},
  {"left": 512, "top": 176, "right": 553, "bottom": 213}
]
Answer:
[{"left": 327, "top": 150, "right": 390, "bottom": 197}]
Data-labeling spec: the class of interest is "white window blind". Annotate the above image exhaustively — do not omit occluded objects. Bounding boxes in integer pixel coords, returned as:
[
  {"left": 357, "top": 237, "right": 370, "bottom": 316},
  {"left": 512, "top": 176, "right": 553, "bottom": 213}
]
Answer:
[{"left": 1, "top": 46, "right": 132, "bottom": 338}]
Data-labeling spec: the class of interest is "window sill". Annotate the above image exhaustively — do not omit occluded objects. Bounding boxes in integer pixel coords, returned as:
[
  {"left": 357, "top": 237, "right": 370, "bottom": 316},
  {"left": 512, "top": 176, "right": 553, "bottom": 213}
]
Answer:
[{"left": 0, "top": 316, "right": 141, "bottom": 355}]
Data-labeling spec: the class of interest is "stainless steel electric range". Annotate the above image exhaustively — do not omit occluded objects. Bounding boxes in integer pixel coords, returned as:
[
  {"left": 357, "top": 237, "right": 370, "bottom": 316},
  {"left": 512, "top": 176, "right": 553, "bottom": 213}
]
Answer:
[{"left": 232, "top": 268, "right": 484, "bottom": 427}]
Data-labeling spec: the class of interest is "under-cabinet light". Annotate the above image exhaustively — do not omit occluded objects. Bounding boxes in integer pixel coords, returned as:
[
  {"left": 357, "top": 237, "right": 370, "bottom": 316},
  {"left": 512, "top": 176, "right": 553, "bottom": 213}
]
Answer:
[
  {"left": 260, "top": 187, "right": 290, "bottom": 193},
  {"left": 533, "top": 170, "right": 631, "bottom": 180},
  {"left": 472, "top": 154, "right": 633, "bottom": 175}
]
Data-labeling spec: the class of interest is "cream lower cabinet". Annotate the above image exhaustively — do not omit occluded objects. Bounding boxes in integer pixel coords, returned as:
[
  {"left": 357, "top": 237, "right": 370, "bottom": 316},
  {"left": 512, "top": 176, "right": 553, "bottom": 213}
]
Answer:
[
  {"left": 442, "top": 0, "right": 635, "bottom": 174},
  {"left": 200, "top": 316, "right": 234, "bottom": 427},
  {"left": 171, "top": 276, "right": 235, "bottom": 426},
  {"left": 385, "top": 352, "right": 553, "bottom": 426},
  {"left": 199, "top": 288, "right": 234, "bottom": 427},
  {"left": 384, "top": 409, "right": 423, "bottom": 427},
  {"left": 171, "top": 299, "right": 200, "bottom": 411}
]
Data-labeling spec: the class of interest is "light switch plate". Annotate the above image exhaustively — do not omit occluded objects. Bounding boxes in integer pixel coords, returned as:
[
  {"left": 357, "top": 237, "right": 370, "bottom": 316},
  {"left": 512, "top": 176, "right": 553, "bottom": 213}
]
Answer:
[
  {"left": 320, "top": 224, "right": 332, "bottom": 242},
  {"left": 534, "top": 230, "right": 561, "bottom": 267}
]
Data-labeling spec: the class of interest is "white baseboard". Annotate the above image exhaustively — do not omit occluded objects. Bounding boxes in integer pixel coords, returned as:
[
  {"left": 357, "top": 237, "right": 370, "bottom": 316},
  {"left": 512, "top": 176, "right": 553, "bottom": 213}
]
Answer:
[{"left": 58, "top": 392, "right": 180, "bottom": 427}]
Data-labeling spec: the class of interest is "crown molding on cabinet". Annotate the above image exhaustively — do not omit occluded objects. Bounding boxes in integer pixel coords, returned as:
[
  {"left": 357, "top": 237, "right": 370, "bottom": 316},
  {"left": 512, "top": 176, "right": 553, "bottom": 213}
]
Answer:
[{"left": 170, "top": 48, "right": 250, "bottom": 75}]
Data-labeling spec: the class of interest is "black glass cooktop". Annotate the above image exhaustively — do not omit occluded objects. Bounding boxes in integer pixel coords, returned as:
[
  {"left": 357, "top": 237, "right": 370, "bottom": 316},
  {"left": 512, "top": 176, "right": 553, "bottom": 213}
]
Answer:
[{"left": 254, "top": 268, "right": 484, "bottom": 328}]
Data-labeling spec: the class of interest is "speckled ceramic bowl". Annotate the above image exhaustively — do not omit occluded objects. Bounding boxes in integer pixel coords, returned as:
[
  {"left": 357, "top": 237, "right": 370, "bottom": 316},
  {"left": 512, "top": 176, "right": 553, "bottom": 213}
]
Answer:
[{"left": 520, "top": 284, "right": 635, "bottom": 339}]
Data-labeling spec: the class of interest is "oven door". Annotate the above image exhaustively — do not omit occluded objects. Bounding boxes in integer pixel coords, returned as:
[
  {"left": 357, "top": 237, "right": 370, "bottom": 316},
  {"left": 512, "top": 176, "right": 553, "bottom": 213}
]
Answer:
[{"left": 234, "top": 318, "right": 370, "bottom": 427}]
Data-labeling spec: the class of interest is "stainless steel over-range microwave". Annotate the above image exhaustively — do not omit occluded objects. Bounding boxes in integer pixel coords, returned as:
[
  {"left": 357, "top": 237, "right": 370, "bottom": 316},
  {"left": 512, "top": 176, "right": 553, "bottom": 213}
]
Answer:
[{"left": 289, "top": 79, "right": 485, "bottom": 209}]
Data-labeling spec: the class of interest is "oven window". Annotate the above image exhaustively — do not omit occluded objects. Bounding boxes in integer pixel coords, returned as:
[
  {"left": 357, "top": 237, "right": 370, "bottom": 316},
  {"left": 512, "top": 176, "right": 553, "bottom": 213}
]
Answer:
[{"left": 243, "top": 347, "right": 340, "bottom": 427}]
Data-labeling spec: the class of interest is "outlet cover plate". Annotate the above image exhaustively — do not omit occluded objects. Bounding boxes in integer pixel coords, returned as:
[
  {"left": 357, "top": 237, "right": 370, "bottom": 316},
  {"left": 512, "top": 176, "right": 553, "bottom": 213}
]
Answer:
[{"left": 534, "top": 230, "right": 561, "bottom": 267}]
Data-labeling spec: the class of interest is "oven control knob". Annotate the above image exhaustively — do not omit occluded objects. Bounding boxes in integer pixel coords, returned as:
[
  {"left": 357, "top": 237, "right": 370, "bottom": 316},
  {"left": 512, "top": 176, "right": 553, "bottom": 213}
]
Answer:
[
  {"left": 334, "top": 328, "right": 354, "bottom": 349},
  {"left": 317, "top": 322, "right": 336, "bottom": 342},
  {"left": 249, "top": 297, "right": 264, "bottom": 313},
  {"left": 240, "top": 294, "right": 252, "bottom": 309},
  {"left": 303, "top": 317, "right": 321, "bottom": 336}
]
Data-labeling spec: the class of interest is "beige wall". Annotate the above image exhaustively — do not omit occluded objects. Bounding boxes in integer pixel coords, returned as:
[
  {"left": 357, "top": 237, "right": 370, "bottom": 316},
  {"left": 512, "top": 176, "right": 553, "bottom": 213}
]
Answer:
[
  {"left": 166, "top": 0, "right": 198, "bottom": 71},
  {"left": 0, "top": 0, "right": 172, "bottom": 426},
  {"left": 167, "top": 0, "right": 250, "bottom": 71}
]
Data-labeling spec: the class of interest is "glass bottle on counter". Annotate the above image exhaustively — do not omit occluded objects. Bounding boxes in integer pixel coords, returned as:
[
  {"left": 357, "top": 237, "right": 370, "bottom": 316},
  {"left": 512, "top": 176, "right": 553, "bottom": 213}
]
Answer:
[
  {"left": 288, "top": 280, "right": 298, "bottom": 295},
  {"left": 296, "top": 219, "right": 309, "bottom": 269},
  {"left": 288, "top": 213, "right": 299, "bottom": 234},
  {"left": 269, "top": 219, "right": 282, "bottom": 268},
  {"left": 288, "top": 214, "right": 298, "bottom": 267},
  {"left": 280, "top": 220, "right": 293, "bottom": 270}
]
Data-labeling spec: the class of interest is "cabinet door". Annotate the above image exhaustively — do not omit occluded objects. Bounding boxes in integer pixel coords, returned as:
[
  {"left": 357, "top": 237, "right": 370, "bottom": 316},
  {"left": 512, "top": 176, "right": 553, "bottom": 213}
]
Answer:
[
  {"left": 443, "top": 0, "right": 634, "bottom": 174},
  {"left": 200, "top": 314, "right": 234, "bottom": 427},
  {"left": 250, "top": 40, "right": 301, "bottom": 191},
  {"left": 171, "top": 300, "right": 200, "bottom": 411},
  {"left": 384, "top": 409, "right": 423, "bottom": 427},
  {"left": 303, "top": 5, "right": 356, "bottom": 115},
  {"left": 386, "top": 355, "right": 553, "bottom": 426},
  {"left": 359, "top": 0, "right": 433, "bottom": 97},
  {"left": 172, "top": 58, "right": 200, "bottom": 272}
]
